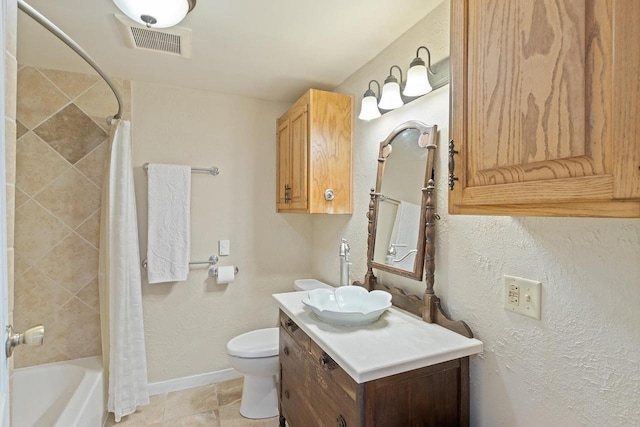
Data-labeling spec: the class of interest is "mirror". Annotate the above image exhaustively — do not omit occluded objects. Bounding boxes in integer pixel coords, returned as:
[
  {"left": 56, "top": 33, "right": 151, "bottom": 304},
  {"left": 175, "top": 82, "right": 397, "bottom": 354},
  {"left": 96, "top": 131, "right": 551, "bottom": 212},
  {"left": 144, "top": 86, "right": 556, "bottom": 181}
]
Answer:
[{"left": 368, "top": 121, "right": 437, "bottom": 281}]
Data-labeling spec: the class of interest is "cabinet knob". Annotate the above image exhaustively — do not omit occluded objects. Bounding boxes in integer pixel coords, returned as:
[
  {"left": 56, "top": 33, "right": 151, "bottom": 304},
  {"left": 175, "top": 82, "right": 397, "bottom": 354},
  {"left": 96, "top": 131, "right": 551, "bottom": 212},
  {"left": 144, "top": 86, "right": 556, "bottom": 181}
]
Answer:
[
  {"left": 284, "top": 184, "right": 291, "bottom": 203},
  {"left": 336, "top": 415, "right": 347, "bottom": 427},
  {"left": 283, "top": 346, "right": 289, "bottom": 356},
  {"left": 324, "top": 189, "right": 335, "bottom": 201},
  {"left": 320, "top": 352, "right": 338, "bottom": 370},
  {"left": 285, "top": 319, "right": 299, "bottom": 332},
  {"left": 284, "top": 390, "right": 290, "bottom": 399}
]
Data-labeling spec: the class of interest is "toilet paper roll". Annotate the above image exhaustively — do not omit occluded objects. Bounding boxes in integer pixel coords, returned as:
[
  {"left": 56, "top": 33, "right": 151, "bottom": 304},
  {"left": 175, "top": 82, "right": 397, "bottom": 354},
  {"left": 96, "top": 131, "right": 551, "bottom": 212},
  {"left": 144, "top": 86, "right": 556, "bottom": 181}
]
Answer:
[{"left": 216, "top": 265, "right": 235, "bottom": 284}]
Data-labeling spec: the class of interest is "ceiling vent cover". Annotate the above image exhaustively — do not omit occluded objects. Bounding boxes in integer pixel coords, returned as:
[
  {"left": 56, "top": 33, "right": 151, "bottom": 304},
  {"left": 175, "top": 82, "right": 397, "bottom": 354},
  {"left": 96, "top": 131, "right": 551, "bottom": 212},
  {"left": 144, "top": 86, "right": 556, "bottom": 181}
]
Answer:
[{"left": 115, "top": 14, "right": 192, "bottom": 58}]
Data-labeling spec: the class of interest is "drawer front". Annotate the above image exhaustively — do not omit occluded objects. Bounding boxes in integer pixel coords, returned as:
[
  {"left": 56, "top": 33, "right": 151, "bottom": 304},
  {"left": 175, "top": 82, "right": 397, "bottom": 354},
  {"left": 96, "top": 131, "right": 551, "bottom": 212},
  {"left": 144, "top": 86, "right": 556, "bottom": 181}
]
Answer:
[
  {"left": 310, "top": 340, "right": 357, "bottom": 402},
  {"left": 279, "top": 311, "right": 310, "bottom": 351},
  {"left": 280, "top": 328, "right": 357, "bottom": 427}
]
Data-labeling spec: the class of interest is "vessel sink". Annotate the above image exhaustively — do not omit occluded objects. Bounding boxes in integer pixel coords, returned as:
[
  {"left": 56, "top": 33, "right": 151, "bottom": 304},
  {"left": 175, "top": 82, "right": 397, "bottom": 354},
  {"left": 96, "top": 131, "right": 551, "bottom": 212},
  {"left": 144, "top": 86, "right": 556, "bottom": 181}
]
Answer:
[{"left": 301, "top": 286, "right": 391, "bottom": 326}]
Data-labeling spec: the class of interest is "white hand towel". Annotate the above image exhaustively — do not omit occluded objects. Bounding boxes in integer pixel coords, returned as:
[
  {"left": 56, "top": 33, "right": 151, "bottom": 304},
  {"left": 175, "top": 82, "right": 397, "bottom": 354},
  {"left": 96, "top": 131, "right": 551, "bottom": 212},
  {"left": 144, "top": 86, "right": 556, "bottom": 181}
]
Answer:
[{"left": 147, "top": 164, "right": 191, "bottom": 284}]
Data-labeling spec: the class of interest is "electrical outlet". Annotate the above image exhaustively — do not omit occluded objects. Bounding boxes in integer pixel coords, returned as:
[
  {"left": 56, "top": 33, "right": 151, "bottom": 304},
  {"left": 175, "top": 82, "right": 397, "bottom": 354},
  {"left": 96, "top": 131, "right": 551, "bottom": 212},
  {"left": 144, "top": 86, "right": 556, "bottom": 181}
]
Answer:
[
  {"left": 219, "top": 239, "right": 230, "bottom": 256},
  {"left": 504, "top": 275, "right": 541, "bottom": 320}
]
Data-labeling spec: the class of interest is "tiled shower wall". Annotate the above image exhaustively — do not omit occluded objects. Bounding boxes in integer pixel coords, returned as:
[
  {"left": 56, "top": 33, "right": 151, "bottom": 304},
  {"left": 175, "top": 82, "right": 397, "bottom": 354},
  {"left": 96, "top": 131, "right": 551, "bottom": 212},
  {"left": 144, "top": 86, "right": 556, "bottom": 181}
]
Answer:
[{"left": 14, "top": 65, "right": 130, "bottom": 367}]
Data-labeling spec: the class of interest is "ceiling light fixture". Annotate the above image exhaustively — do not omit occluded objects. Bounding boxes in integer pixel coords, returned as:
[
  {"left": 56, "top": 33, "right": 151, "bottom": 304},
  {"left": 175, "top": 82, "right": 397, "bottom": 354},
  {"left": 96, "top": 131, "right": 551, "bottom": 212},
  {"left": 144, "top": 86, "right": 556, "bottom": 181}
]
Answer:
[
  {"left": 358, "top": 45, "right": 450, "bottom": 121},
  {"left": 113, "top": 0, "right": 197, "bottom": 28},
  {"left": 358, "top": 80, "right": 382, "bottom": 121}
]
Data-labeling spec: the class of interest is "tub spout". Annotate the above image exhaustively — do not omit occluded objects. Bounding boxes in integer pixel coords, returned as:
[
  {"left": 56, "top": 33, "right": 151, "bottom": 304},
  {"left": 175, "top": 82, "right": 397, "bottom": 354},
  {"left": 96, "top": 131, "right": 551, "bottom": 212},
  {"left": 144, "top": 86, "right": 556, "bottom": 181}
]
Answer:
[{"left": 6, "top": 324, "right": 44, "bottom": 357}]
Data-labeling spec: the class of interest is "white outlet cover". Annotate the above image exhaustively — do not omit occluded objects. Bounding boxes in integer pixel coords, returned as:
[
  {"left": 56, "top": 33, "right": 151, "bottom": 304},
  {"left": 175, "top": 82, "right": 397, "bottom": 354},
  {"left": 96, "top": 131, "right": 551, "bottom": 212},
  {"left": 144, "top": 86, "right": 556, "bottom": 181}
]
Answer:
[{"left": 504, "top": 275, "right": 542, "bottom": 320}]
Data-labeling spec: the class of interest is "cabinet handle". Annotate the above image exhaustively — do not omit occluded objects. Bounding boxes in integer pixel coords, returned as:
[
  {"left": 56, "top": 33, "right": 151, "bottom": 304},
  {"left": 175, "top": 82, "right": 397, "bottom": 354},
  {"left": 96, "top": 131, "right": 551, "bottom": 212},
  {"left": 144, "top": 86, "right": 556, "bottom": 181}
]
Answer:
[
  {"left": 284, "top": 390, "right": 290, "bottom": 399},
  {"left": 284, "top": 184, "right": 291, "bottom": 203},
  {"left": 448, "top": 140, "right": 459, "bottom": 191},
  {"left": 285, "top": 319, "right": 299, "bottom": 332},
  {"left": 283, "top": 346, "right": 289, "bottom": 356},
  {"left": 320, "top": 352, "right": 337, "bottom": 370},
  {"left": 336, "top": 415, "right": 347, "bottom": 427}
]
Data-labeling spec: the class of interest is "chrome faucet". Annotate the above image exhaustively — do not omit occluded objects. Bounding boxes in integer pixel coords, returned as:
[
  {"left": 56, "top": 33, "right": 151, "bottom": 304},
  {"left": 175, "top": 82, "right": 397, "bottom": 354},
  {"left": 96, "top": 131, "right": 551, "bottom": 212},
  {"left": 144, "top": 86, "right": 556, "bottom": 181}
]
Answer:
[{"left": 339, "top": 238, "right": 351, "bottom": 286}]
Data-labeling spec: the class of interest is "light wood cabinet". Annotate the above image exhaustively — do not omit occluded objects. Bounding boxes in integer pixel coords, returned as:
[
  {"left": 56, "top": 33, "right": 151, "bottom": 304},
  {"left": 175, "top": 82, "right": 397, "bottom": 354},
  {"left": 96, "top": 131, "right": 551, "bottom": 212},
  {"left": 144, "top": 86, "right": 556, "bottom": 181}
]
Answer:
[
  {"left": 449, "top": 0, "right": 640, "bottom": 217},
  {"left": 278, "top": 312, "right": 469, "bottom": 427},
  {"left": 276, "top": 89, "right": 353, "bottom": 214}
]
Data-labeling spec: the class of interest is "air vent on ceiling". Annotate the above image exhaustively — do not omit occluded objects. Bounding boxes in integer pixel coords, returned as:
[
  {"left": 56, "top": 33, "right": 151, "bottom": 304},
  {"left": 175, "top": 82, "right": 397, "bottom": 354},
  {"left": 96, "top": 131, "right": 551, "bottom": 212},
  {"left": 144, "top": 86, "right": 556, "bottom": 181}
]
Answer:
[{"left": 114, "top": 14, "right": 192, "bottom": 58}]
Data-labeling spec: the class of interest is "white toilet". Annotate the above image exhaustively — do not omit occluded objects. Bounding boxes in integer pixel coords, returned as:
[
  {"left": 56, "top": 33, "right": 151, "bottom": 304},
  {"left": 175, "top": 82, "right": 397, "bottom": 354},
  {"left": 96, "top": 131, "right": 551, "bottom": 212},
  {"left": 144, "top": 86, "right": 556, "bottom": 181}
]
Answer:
[{"left": 226, "top": 279, "right": 332, "bottom": 419}]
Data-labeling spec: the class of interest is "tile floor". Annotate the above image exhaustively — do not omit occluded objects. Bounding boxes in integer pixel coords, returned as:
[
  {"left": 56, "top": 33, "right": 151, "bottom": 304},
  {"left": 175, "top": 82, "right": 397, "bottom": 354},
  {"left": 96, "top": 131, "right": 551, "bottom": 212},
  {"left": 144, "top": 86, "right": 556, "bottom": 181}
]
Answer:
[{"left": 105, "top": 378, "right": 280, "bottom": 427}]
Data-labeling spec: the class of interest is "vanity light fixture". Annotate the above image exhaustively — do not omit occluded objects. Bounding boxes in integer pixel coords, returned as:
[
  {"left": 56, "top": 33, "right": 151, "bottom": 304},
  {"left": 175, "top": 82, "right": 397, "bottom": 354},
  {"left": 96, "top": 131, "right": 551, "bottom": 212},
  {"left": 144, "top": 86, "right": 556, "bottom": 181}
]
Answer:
[
  {"left": 358, "top": 80, "right": 382, "bottom": 121},
  {"left": 378, "top": 65, "right": 404, "bottom": 110},
  {"left": 403, "top": 46, "right": 434, "bottom": 97},
  {"left": 358, "top": 45, "right": 449, "bottom": 121},
  {"left": 113, "top": 0, "right": 197, "bottom": 28}
]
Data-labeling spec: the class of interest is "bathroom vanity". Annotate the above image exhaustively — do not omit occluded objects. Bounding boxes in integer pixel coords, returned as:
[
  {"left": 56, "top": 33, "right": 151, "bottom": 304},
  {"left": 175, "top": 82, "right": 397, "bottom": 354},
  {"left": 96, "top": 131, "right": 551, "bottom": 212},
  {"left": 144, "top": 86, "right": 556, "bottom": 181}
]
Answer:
[{"left": 274, "top": 292, "right": 483, "bottom": 427}]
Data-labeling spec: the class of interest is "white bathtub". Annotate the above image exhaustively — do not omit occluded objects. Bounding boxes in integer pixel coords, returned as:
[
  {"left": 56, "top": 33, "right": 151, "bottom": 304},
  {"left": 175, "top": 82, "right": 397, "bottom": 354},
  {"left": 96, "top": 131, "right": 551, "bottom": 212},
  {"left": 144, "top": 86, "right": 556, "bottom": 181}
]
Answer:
[{"left": 12, "top": 356, "right": 106, "bottom": 427}]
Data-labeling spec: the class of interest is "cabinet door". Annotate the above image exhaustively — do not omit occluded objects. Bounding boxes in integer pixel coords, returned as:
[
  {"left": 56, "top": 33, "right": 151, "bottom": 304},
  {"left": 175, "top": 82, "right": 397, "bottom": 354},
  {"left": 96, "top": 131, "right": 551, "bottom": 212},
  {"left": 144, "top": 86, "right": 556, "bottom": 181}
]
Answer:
[
  {"left": 276, "top": 118, "right": 291, "bottom": 210},
  {"left": 288, "top": 105, "right": 309, "bottom": 210},
  {"left": 449, "top": 0, "right": 640, "bottom": 217}
]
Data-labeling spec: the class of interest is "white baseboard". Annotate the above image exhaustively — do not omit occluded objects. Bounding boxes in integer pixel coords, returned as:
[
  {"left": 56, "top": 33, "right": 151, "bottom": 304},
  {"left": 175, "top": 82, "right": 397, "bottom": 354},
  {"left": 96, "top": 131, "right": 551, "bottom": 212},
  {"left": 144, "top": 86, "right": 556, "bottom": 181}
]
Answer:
[{"left": 148, "top": 368, "right": 243, "bottom": 396}]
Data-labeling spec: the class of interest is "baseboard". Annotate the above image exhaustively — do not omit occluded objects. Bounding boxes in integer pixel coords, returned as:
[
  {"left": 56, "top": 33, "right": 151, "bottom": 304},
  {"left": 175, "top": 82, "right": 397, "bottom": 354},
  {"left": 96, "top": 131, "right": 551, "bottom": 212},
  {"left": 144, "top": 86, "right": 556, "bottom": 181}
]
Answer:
[{"left": 147, "top": 368, "right": 243, "bottom": 396}]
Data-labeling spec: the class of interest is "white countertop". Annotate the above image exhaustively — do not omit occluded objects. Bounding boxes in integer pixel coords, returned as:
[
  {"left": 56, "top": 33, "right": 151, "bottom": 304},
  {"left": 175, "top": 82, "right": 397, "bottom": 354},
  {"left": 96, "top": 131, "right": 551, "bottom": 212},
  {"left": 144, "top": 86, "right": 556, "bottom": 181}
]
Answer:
[{"left": 273, "top": 291, "right": 483, "bottom": 384}]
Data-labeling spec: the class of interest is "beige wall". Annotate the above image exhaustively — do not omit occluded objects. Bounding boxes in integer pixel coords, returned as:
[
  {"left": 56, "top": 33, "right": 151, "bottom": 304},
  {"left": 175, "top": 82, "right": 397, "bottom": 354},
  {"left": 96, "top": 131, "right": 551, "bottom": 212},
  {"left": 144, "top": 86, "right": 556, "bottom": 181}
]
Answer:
[
  {"left": 313, "top": 2, "right": 640, "bottom": 426},
  {"left": 13, "top": 65, "right": 130, "bottom": 367},
  {"left": 131, "top": 81, "right": 312, "bottom": 381}
]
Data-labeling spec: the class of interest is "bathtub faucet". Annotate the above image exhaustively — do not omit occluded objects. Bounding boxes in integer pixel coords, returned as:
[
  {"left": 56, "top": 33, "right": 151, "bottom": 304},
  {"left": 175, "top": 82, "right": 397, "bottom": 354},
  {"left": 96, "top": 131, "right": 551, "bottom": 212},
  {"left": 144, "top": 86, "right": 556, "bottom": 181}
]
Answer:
[{"left": 6, "top": 324, "right": 44, "bottom": 357}]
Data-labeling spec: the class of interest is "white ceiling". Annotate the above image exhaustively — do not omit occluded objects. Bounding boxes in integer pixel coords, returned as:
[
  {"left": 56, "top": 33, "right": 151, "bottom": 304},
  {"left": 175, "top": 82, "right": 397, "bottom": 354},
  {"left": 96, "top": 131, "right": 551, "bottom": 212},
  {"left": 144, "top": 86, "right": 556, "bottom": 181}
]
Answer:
[{"left": 17, "top": 0, "right": 443, "bottom": 102}]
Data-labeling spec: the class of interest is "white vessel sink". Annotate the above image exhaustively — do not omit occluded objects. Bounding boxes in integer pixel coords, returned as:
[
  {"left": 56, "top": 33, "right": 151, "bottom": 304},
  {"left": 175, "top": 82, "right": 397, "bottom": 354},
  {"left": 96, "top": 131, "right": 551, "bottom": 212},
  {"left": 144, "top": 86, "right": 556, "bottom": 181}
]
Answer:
[{"left": 301, "top": 286, "right": 391, "bottom": 326}]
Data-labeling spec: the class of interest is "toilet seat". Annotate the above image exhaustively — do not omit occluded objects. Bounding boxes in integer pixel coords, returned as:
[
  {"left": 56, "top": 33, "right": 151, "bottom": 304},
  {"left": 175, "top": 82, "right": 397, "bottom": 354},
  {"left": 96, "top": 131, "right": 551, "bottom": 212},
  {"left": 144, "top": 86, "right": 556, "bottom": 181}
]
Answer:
[{"left": 227, "top": 327, "right": 279, "bottom": 358}]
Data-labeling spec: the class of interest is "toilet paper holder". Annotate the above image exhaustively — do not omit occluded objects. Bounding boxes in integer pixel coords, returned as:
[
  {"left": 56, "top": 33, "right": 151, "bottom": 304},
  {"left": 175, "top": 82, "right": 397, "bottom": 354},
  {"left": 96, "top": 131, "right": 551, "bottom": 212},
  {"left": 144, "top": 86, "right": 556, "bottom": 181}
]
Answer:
[{"left": 208, "top": 266, "right": 239, "bottom": 277}]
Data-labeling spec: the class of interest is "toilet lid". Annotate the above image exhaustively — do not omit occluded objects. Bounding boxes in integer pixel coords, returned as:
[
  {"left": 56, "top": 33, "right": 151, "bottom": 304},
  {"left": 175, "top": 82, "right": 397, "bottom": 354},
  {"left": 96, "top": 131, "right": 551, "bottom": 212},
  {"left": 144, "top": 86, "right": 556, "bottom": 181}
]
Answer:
[{"left": 227, "top": 327, "right": 279, "bottom": 358}]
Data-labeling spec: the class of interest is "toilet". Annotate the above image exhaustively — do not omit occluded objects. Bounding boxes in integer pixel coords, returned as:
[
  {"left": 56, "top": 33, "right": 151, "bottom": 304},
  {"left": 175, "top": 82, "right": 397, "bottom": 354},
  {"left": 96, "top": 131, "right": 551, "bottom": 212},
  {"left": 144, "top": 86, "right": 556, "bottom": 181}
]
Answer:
[{"left": 226, "top": 279, "right": 332, "bottom": 419}]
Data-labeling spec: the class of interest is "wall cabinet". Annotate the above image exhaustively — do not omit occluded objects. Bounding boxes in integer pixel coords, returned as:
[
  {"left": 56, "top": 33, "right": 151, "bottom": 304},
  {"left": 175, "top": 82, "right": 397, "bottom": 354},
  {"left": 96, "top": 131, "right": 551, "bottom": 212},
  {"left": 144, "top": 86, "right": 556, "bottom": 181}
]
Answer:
[
  {"left": 276, "top": 89, "right": 353, "bottom": 214},
  {"left": 449, "top": 0, "right": 640, "bottom": 217},
  {"left": 278, "top": 311, "right": 470, "bottom": 427}
]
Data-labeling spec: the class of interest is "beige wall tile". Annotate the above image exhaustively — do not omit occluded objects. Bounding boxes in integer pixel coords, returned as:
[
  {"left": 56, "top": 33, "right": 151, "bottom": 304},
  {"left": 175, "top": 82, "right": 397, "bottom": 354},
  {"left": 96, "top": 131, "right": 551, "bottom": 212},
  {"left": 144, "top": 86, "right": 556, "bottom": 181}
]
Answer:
[
  {"left": 16, "top": 66, "right": 69, "bottom": 128},
  {"left": 5, "top": 0, "right": 16, "bottom": 57},
  {"left": 7, "top": 248, "right": 14, "bottom": 312},
  {"left": 14, "top": 254, "right": 29, "bottom": 276},
  {"left": 76, "top": 277, "right": 99, "bottom": 312},
  {"left": 14, "top": 199, "right": 71, "bottom": 264},
  {"left": 6, "top": 184, "right": 14, "bottom": 248},
  {"left": 35, "top": 233, "right": 98, "bottom": 294},
  {"left": 39, "top": 68, "right": 100, "bottom": 99},
  {"left": 165, "top": 384, "right": 219, "bottom": 421},
  {"left": 33, "top": 103, "right": 107, "bottom": 164},
  {"left": 16, "top": 119, "right": 27, "bottom": 139},
  {"left": 5, "top": 117, "right": 15, "bottom": 184},
  {"left": 34, "top": 167, "right": 100, "bottom": 228},
  {"left": 46, "top": 296, "right": 100, "bottom": 358},
  {"left": 75, "top": 141, "right": 108, "bottom": 187},
  {"left": 14, "top": 186, "right": 29, "bottom": 209},
  {"left": 77, "top": 331, "right": 102, "bottom": 358},
  {"left": 75, "top": 80, "right": 121, "bottom": 130},
  {"left": 14, "top": 343, "right": 69, "bottom": 369},
  {"left": 75, "top": 210, "right": 101, "bottom": 249},
  {"left": 14, "top": 266, "right": 73, "bottom": 329},
  {"left": 4, "top": 51, "right": 16, "bottom": 120},
  {"left": 16, "top": 132, "right": 70, "bottom": 196}
]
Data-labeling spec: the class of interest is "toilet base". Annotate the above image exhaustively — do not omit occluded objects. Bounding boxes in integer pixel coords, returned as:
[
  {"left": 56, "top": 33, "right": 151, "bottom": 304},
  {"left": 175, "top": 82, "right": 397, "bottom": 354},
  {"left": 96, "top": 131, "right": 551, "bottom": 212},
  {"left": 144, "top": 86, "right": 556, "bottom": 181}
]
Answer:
[{"left": 239, "top": 374, "right": 279, "bottom": 419}]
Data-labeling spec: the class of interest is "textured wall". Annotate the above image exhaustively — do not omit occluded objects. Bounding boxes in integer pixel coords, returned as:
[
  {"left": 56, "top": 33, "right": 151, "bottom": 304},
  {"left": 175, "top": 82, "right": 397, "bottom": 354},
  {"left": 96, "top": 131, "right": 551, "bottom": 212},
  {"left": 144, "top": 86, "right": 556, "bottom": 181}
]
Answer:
[
  {"left": 13, "top": 65, "right": 130, "bottom": 367},
  {"left": 131, "top": 82, "right": 313, "bottom": 382},
  {"left": 313, "top": 1, "right": 640, "bottom": 426}
]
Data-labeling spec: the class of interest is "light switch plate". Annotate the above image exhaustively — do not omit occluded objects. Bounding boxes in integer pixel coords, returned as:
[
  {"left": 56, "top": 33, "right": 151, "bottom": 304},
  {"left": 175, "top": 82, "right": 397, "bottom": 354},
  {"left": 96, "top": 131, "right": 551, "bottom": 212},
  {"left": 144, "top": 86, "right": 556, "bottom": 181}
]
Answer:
[
  {"left": 504, "top": 275, "right": 541, "bottom": 320},
  {"left": 219, "top": 240, "right": 230, "bottom": 256}
]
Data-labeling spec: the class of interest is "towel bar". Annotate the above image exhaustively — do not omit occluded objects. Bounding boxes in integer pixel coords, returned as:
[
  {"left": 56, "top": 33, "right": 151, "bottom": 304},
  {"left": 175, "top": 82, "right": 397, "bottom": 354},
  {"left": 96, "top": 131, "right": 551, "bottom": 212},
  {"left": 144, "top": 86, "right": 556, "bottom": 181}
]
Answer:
[
  {"left": 143, "top": 162, "right": 219, "bottom": 176},
  {"left": 142, "top": 255, "right": 219, "bottom": 270}
]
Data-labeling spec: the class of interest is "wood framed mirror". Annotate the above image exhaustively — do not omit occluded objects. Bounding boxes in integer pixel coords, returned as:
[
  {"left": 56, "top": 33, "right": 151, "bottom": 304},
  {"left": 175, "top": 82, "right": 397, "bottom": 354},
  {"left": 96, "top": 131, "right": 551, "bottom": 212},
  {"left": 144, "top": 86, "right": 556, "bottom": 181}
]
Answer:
[
  {"left": 355, "top": 120, "right": 473, "bottom": 338},
  {"left": 368, "top": 121, "right": 437, "bottom": 280}
]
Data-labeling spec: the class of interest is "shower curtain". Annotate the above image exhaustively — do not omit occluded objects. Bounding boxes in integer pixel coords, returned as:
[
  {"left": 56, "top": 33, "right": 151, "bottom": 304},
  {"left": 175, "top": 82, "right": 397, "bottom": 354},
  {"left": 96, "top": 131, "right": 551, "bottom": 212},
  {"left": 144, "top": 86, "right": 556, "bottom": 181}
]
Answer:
[{"left": 99, "top": 120, "right": 149, "bottom": 421}]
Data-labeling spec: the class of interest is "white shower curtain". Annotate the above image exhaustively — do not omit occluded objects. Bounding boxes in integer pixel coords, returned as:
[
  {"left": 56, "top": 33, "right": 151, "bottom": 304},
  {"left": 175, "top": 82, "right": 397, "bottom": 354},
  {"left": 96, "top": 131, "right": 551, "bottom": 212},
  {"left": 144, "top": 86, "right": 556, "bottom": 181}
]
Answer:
[{"left": 99, "top": 119, "right": 149, "bottom": 421}]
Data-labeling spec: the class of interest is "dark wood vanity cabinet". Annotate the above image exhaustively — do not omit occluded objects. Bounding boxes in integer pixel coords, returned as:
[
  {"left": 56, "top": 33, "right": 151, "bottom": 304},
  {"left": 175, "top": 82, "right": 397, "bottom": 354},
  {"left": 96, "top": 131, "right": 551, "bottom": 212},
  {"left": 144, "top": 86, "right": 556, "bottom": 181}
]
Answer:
[{"left": 278, "top": 311, "right": 470, "bottom": 427}]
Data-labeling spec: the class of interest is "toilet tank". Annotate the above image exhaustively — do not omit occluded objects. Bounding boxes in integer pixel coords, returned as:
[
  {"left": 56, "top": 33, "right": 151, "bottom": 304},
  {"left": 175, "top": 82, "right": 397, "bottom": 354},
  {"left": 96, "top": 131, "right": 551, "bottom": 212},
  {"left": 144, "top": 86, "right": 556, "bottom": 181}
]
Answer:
[{"left": 293, "top": 279, "right": 333, "bottom": 291}]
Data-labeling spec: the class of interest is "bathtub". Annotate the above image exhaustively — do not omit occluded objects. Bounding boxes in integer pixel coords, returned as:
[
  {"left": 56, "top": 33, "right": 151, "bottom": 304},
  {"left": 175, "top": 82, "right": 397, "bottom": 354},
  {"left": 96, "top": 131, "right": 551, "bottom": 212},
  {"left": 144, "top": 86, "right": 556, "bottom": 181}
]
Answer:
[{"left": 12, "top": 356, "right": 106, "bottom": 427}]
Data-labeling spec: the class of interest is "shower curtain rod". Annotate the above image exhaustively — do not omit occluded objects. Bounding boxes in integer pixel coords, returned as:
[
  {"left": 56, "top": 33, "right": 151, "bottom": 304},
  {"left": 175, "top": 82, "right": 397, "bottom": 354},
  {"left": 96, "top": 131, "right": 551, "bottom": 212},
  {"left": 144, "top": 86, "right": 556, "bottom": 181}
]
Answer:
[{"left": 18, "top": 0, "right": 123, "bottom": 123}]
